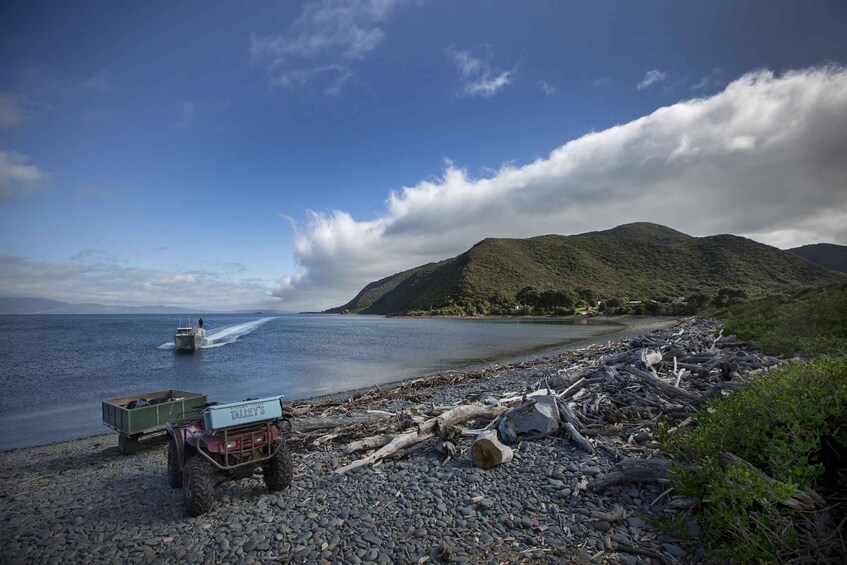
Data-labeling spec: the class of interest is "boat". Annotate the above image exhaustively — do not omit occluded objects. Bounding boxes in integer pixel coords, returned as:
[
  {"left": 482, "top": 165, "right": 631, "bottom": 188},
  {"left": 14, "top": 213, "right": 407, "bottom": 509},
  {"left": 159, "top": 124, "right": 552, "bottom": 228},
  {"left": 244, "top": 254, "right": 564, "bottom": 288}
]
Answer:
[{"left": 174, "top": 318, "right": 207, "bottom": 350}]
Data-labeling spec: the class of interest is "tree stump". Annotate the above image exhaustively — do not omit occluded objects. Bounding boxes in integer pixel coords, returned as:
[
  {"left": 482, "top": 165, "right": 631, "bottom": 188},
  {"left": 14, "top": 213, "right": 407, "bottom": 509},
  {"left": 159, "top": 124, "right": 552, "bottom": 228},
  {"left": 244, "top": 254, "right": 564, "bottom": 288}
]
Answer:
[{"left": 472, "top": 430, "right": 514, "bottom": 469}]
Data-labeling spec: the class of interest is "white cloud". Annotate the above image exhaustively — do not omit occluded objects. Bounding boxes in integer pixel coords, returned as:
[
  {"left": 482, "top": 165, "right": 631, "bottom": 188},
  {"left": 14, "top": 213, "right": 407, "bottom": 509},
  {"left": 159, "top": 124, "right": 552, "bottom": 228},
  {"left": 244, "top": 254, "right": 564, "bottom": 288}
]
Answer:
[
  {"left": 0, "top": 150, "right": 49, "bottom": 202},
  {"left": 448, "top": 48, "right": 512, "bottom": 98},
  {"left": 637, "top": 69, "right": 667, "bottom": 90},
  {"left": 275, "top": 66, "right": 847, "bottom": 311},
  {"left": 0, "top": 254, "right": 282, "bottom": 311},
  {"left": 538, "top": 80, "right": 556, "bottom": 96},
  {"left": 251, "top": 0, "right": 410, "bottom": 92}
]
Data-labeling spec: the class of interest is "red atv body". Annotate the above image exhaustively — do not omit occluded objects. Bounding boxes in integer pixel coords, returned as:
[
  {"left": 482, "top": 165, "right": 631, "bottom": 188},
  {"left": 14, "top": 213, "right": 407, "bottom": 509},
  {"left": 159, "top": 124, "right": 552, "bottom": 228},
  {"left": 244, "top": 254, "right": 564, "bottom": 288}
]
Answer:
[{"left": 166, "top": 397, "right": 293, "bottom": 516}]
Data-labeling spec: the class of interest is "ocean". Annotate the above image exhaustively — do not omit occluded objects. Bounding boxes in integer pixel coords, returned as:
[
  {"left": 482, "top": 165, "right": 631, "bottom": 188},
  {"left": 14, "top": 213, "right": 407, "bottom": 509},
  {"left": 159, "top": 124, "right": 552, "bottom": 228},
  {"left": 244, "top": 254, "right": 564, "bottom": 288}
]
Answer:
[{"left": 0, "top": 314, "right": 621, "bottom": 451}]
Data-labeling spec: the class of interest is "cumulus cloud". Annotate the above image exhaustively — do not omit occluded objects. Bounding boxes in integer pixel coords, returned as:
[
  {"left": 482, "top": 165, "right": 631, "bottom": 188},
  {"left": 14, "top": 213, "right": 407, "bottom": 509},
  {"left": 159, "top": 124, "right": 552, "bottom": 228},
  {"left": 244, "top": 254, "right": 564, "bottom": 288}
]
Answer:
[
  {"left": 251, "top": 0, "right": 410, "bottom": 92},
  {"left": 0, "top": 254, "right": 281, "bottom": 311},
  {"left": 448, "top": 48, "right": 512, "bottom": 98},
  {"left": 637, "top": 69, "right": 666, "bottom": 90},
  {"left": 0, "top": 150, "right": 49, "bottom": 202},
  {"left": 276, "top": 66, "right": 847, "bottom": 311}
]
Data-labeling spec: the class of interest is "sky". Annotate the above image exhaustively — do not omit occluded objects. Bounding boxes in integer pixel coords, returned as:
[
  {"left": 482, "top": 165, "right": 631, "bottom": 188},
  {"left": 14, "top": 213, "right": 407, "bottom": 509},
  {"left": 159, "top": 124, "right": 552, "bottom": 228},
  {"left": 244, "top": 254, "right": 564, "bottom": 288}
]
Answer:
[{"left": 1, "top": 1, "right": 846, "bottom": 311}]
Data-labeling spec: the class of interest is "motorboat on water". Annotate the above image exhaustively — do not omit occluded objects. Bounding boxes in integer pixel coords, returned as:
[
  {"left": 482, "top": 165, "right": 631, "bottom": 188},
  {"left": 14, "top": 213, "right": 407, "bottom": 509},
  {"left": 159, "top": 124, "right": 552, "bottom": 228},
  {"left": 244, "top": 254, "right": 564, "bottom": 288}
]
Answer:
[{"left": 174, "top": 318, "right": 207, "bottom": 350}]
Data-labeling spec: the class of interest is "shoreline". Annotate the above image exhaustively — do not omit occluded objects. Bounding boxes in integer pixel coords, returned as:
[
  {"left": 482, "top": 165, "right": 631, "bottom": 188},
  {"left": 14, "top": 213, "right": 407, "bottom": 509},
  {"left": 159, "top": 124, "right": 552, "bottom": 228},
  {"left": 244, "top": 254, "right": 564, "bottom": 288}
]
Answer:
[
  {"left": 2, "top": 315, "right": 676, "bottom": 454},
  {"left": 296, "top": 315, "right": 676, "bottom": 408}
]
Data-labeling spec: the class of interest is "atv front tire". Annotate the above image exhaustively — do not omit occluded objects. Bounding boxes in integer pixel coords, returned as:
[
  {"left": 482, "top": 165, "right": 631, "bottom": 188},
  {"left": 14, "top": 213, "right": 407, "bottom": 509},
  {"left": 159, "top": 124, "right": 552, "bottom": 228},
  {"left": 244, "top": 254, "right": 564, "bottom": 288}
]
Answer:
[
  {"left": 167, "top": 440, "right": 182, "bottom": 488},
  {"left": 264, "top": 440, "right": 293, "bottom": 492},
  {"left": 183, "top": 456, "right": 216, "bottom": 516}
]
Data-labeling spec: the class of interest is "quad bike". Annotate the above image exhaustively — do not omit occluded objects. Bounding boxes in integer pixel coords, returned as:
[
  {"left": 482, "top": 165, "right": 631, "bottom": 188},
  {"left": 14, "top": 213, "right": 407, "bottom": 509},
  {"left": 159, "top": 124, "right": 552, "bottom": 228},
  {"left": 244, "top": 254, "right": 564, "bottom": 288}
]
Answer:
[{"left": 166, "top": 396, "right": 293, "bottom": 516}]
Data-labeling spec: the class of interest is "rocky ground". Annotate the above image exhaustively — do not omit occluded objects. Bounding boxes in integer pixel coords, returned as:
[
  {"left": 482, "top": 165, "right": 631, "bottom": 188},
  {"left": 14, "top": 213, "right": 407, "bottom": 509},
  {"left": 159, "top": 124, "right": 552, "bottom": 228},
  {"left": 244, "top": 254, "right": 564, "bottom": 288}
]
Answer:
[{"left": 3, "top": 317, "right": 752, "bottom": 564}]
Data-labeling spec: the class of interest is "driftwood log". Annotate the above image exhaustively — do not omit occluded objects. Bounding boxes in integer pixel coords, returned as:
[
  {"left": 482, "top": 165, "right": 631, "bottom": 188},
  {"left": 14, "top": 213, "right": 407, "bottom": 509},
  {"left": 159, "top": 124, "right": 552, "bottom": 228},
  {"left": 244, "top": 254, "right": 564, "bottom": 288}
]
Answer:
[
  {"left": 471, "top": 430, "right": 514, "bottom": 469},
  {"left": 336, "top": 403, "right": 506, "bottom": 473},
  {"left": 720, "top": 452, "right": 823, "bottom": 512},
  {"left": 343, "top": 434, "right": 394, "bottom": 455},
  {"left": 588, "top": 458, "right": 674, "bottom": 491},
  {"left": 498, "top": 395, "right": 560, "bottom": 444}
]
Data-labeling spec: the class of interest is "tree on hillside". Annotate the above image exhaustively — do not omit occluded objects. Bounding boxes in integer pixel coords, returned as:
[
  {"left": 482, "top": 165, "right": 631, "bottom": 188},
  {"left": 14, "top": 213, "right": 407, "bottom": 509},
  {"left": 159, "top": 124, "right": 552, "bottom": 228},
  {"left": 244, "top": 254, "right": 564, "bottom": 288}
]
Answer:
[{"left": 714, "top": 288, "right": 748, "bottom": 308}]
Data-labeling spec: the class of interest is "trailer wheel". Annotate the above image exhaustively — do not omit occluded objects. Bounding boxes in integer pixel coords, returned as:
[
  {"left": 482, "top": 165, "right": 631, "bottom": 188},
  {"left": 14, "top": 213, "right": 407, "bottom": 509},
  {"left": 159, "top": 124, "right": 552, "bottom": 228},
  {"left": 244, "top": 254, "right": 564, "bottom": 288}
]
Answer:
[
  {"left": 263, "top": 440, "right": 293, "bottom": 492},
  {"left": 118, "top": 434, "right": 138, "bottom": 456},
  {"left": 167, "top": 440, "right": 182, "bottom": 488},
  {"left": 183, "top": 456, "right": 216, "bottom": 516}
]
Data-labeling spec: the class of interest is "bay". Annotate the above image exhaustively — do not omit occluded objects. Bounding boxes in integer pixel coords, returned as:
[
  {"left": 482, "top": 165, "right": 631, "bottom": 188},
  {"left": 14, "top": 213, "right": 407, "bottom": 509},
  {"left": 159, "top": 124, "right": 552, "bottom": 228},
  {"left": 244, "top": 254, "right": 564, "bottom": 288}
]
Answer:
[{"left": 0, "top": 313, "right": 620, "bottom": 450}]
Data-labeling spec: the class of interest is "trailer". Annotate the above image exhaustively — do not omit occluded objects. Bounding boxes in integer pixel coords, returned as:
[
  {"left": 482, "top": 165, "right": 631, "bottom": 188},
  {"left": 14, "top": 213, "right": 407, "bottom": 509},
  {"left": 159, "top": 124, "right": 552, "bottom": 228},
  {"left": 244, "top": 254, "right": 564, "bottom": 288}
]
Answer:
[{"left": 102, "top": 389, "right": 207, "bottom": 455}]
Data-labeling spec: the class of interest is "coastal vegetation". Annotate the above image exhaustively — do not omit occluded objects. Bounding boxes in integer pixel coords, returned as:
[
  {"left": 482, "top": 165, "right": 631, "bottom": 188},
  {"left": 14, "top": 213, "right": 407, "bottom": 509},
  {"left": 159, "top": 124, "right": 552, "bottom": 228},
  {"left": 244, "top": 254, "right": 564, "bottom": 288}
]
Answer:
[
  {"left": 661, "top": 284, "right": 847, "bottom": 561},
  {"left": 721, "top": 283, "right": 847, "bottom": 356},
  {"left": 327, "top": 223, "right": 843, "bottom": 316}
]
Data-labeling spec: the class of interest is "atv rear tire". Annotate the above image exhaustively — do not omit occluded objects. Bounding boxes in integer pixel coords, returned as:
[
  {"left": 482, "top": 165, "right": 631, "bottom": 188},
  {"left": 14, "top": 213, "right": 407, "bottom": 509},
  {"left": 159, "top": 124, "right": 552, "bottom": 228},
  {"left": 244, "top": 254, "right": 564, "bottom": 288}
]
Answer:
[
  {"left": 183, "top": 456, "right": 216, "bottom": 516},
  {"left": 167, "top": 440, "right": 182, "bottom": 488},
  {"left": 264, "top": 440, "right": 293, "bottom": 492}
]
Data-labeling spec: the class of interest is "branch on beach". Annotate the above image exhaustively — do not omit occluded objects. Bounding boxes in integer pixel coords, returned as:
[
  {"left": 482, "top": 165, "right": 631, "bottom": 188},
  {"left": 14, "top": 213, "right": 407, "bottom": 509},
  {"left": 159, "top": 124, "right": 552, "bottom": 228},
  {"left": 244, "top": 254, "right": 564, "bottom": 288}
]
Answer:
[{"left": 335, "top": 403, "right": 507, "bottom": 473}]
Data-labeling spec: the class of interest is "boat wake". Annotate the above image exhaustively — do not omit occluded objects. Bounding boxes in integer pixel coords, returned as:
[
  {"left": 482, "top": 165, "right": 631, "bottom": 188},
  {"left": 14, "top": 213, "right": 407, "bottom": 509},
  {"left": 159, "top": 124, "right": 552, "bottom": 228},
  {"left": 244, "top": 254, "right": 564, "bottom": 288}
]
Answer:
[{"left": 158, "top": 317, "right": 277, "bottom": 350}]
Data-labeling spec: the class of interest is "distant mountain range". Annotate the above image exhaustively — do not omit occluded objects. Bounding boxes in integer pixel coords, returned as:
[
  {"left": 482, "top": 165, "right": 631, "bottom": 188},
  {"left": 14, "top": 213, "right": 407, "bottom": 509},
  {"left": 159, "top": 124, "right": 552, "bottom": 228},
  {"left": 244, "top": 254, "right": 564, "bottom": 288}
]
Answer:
[
  {"left": 788, "top": 243, "right": 847, "bottom": 273},
  {"left": 0, "top": 296, "right": 205, "bottom": 315},
  {"left": 327, "top": 223, "right": 845, "bottom": 315}
]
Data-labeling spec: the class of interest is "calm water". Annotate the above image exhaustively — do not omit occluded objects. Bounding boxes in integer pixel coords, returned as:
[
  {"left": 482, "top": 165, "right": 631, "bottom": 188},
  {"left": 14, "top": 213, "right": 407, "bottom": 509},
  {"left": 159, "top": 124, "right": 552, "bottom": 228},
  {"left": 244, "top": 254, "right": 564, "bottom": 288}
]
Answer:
[{"left": 0, "top": 314, "right": 620, "bottom": 450}]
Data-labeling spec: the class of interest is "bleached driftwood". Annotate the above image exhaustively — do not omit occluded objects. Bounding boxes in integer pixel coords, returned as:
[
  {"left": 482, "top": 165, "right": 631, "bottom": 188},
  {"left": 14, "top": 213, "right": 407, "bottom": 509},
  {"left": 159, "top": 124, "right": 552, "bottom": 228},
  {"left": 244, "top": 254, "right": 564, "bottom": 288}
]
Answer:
[
  {"left": 620, "top": 366, "right": 699, "bottom": 404},
  {"left": 590, "top": 503, "right": 626, "bottom": 522},
  {"left": 336, "top": 403, "right": 506, "bottom": 474},
  {"left": 497, "top": 395, "right": 560, "bottom": 444},
  {"left": 556, "top": 399, "right": 594, "bottom": 454},
  {"left": 564, "top": 422, "right": 595, "bottom": 455},
  {"left": 471, "top": 429, "right": 514, "bottom": 469},
  {"left": 343, "top": 434, "right": 394, "bottom": 454},
  {"left": 720, "top": 452, "right": 822, "bottom": 512}
]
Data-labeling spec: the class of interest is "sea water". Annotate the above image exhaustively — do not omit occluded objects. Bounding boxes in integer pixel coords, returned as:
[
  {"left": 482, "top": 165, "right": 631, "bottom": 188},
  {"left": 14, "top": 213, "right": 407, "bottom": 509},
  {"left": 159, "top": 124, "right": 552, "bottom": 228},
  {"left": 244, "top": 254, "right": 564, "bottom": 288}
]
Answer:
[{"left": 0, "top": 314, "right": 620, "bottom": 450}]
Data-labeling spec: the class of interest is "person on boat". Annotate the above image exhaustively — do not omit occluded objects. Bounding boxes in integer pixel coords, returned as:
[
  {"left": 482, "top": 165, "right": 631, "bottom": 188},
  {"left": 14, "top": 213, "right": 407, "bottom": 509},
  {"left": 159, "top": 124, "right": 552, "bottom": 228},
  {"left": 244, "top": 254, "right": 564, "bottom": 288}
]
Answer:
[{"left": 198, "top": 318, "right": 204, "bottom": 328}]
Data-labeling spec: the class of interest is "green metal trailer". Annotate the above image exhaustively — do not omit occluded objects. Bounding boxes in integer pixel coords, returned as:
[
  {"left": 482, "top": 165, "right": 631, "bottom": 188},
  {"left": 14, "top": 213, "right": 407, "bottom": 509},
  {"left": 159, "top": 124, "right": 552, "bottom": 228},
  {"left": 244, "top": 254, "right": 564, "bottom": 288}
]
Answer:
[{"left": 102, "top": 389, "right": 207, "bottom": 455}]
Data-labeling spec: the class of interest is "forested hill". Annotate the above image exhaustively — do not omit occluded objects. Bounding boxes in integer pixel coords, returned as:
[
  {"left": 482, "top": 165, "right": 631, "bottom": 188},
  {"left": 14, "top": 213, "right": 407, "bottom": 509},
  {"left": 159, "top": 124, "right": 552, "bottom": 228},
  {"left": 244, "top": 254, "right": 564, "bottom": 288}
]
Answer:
[
  {"left": 789, "top": 243, "right": 847, "bottom": 273},
  {"left": 326, "top": 223, "right": 844, "bottom": 315}
]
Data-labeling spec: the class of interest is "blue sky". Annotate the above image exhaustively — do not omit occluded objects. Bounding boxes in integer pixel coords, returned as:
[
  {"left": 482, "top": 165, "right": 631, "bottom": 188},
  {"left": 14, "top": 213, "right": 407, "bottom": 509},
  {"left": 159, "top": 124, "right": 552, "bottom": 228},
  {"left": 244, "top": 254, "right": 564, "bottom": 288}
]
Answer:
[{"left": 1, "top": 1, "right": 847, "bottom": 310}]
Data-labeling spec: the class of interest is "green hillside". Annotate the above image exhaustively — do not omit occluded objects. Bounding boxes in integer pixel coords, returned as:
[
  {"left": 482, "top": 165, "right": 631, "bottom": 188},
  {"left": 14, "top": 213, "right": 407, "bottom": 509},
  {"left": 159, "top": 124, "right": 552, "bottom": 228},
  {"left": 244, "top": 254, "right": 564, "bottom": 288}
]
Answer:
[
  {"left": 789, "top": 243, "right": 847, "bottom": 273},
  {"left": 327, "top": 223, "right": 845, "bottom": 315}
]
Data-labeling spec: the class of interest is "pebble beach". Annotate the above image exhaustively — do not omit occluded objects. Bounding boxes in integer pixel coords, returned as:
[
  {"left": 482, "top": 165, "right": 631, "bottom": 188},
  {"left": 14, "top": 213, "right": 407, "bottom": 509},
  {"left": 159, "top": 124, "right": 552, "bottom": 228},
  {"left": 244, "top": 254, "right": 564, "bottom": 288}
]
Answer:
[{"left": 1, "top": 317, "right": 706, "bottom": 564}]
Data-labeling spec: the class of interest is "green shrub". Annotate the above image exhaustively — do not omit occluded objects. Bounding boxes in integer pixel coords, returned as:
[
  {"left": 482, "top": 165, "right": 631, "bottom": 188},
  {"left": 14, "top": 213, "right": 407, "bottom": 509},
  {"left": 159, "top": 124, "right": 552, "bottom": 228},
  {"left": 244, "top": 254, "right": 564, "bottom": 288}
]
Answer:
[
  {"left": 660, "top": 358, "right": 847, "bottom": 561},
  {"left": 722, "top": 284, "right": 847, "bottom": 356}
]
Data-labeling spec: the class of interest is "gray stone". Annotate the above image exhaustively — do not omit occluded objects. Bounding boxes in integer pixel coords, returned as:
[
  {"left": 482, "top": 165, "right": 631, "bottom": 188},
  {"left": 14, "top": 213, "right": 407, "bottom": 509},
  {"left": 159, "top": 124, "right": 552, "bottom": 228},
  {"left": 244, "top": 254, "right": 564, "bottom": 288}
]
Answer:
[
  {"left": 362, "top": 532, "right": 381, "bottom": 546},
  {"left": 662, "top": 543, "right": 687, "bottom": 559},
  {"left": 593, "top": 520, "right": 612, "bottom": 533}
]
